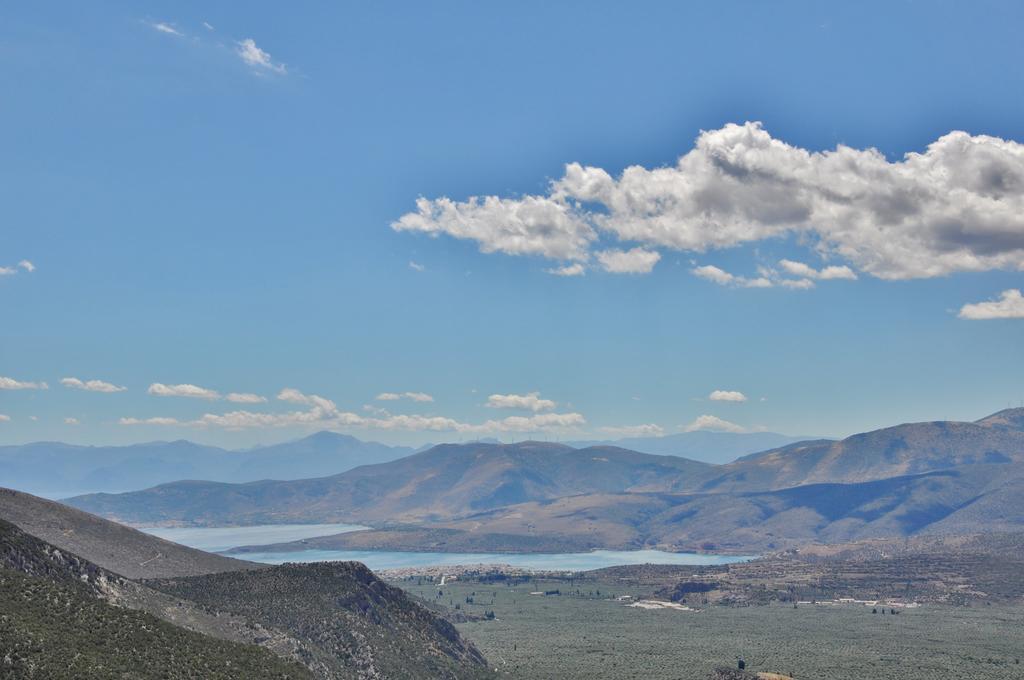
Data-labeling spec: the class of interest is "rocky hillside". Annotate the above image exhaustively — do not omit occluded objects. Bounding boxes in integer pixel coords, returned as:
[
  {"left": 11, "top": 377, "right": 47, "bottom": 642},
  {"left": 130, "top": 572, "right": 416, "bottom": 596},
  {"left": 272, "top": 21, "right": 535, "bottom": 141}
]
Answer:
[
  {"left": 149, "top": 562, "right": 491, "bottom": 680},
  {"left": 0, "top": 566, "right": 313, "bottom": 680},
  {"left": 0, "top": 502, "right": 493, "bottom": 680},
  {"left": 0, "top": 486, "right": 249, "bottom": 578}
]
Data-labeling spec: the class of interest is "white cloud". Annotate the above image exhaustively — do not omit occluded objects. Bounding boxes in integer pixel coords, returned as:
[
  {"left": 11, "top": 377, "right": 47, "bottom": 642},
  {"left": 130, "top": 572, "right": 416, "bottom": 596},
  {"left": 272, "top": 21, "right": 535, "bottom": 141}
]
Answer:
[
  {"left": 148, "top": 382, "right": 220, "bottom": 400},
  {"left": 691, "top": 264, "right": 773, "bottom": 288},
  {"left": 0, "top": 267, "right": 15, "bottom": 276},
  {"left": 486, "top": 392, "right": 556, "bottom": 412},
  {"left": 683, "top": 414, "right": 746, "bottom": 433},
  {"left": 395, "top": 122, "right": 1024, "bottom": 280},
  {"left": 409, "top": 261, "right": 426, "bottom": 272},
  {"left": 0, "top": 377, "right": 48, "bottom": 390},
  {"left": 595, "top": 248, "right": 661, "bottom": 274},
  {"left": 63, "top": 417, "right": 80, "bottom": 425},
  {"left": 376, "top": 391, "right": 435, "bottom": 403},
  {"left": 126, "top": 385, "right": 584, "bottom": 435},
  {"left": 61, "top": 377, "right": 127, "bottom": 393},
  {"left": 202, "top": 21, "right": 215, "bottom": 31},
  {"left": 119, "top": 416, "right": 180, "bottom": 426},
  {"left": 779, "top": 259, "right": 857, "bottom": 280},
  {"left": 149, "top": 21, "right": 183, "bottom": 36},
  {"left": 236, "top": 38, "right": 287, "bottom": 74},
  {"left": 393, "top": 196, "right": 596, "bottom": 262},
  {"left": 17, "top": 260, "right": 35, "bottom": 273},
  {"left": 709, "top": 390, "right": 747, "bottom": 402},
  {"left": 958, "top": 289, "right": 1024, "bottom": 320},
  {"left": 546, "top": 263, "right": 586, "bottom": 277},
  {"left": 0, "top": 414, "right": 10, "bottom": 422},
  {"left": 597, "top": 424, "right": 665, "bottom": 438},
  {"left": 226, "top": 392, "right": 267, "bottom": 404}
]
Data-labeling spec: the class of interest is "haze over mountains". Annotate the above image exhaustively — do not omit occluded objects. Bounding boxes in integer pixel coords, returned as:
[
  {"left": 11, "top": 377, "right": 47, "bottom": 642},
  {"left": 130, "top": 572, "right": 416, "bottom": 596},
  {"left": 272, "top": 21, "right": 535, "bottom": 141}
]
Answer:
[
  {"left": 66, "top": 409, "right": 1024, "bottom": 553},
  {"left": 1, "top": 429, "right": 811, "bottom": 498},
  {"left": 0, "top": 431, "right": 413, "bottom": 497}
]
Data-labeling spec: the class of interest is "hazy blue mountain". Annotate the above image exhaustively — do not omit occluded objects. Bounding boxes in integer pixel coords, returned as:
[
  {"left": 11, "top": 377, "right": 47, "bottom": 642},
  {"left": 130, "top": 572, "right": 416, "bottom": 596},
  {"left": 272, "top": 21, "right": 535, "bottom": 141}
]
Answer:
[
  {"left": 568, "top": 431, "right": 815, "bottom": 464},
  {"left": 0, "top": 432, "right": 413, "bottom": 497},
  {"left": 64, "top": 410, "right": 1024, "bottom": 553}
]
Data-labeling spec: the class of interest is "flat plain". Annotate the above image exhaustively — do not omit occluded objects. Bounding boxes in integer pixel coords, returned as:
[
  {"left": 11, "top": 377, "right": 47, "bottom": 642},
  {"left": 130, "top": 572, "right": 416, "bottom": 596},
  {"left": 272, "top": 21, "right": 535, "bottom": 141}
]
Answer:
[{"left": 395, "top": 575, "right": 1024, "bottom": 679}]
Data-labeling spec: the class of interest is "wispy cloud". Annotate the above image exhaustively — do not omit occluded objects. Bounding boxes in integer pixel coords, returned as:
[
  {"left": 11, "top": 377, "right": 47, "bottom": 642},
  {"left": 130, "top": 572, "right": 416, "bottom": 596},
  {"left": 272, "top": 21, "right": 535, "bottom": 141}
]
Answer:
[
  {"left": 122, "top": 386, "right": 585, "bottom": 434},
  {"left": 683, "top": 414, "right": 746, "bottom": 433},
  {"left": 0, "top": 414, "right": 10, "bottom": 423},
  {"left": 149, "top": 21, "right": 183, "bottom": 37},
  {"left": 61, "top": 377, "right": 127, "bottom": 393},
  {"left": 236, "top": 38, "right": 287, "bottom": 74},
  {"left": 119, "top": 416, "right": 181, "bottom": 426},
  {"left": 226, "top": 392, "right": 267, "bottom": 404},
  {"left": 376, "top": 391, "right": 435, "bottom": 403},
  {"left": 691, "top": 264, "right": 773, "bottom": 289},
  {"left": 409, "top": 261, "right": 426, "bottom": 272},
  {"left": 0, "top": 377, "right": 48, "bottom": 390},
  {"left": 63, "top": 417, "right": 80, "bottom": 425},
  {"left": 148, "top": 382, "right": 220, "bottom": 400},
  {"left": 958, "top": 289, "right": 1024, "bottom": 320},
  {"left": 486, "top": 392, "right": 556, "bottom": 412},
  {"left": 597, "top": 423, "right": 665, "bottom": 437},
  {"left": 545, "top": 263, "right": 585, "bottom": 277},
  {"left": 709, "top": 390, "right": 747, "bottom": 402}
]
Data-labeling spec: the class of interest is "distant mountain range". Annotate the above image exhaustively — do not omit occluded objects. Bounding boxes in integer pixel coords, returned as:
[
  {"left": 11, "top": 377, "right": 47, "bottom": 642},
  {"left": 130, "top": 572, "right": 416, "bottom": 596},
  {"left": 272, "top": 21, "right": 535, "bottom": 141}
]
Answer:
[
  {"left": 0, "top": 429, "right": 810, "bottom": 499},
  {"left": 65, "top": 409, "right": 1024, "bottom": 552},
  {"left": 0, "top": 431, "right": 413, "bottom": 497},
  {"left": 568, "top": 431, "right": 812, "bottom": 464}
]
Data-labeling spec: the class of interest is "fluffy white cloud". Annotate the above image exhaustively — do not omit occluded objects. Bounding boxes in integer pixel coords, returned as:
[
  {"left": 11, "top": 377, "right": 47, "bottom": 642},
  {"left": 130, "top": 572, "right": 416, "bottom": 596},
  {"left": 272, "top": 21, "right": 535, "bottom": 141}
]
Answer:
[
  {"left": 546, "top": 263, "right": 586, "bottom": 277},
  {"left": 779, "top": 259, "right": 857, "bottom": 280},
  {"left": 226, "top": 392, "right": 267, "bottom": 404},
  {"left": 486, "top": 392, "right": 556, "bottom": 412},
  {"left": 63, "top": 417, "right": 80, "bottom": 425},
  {"left": 0, "top": 267, "right": 14, "bottom": 276},
  {"left": 597, "top": 424, "right": 665, "bottom": 437},
  {"left": 149, "top": 21, "right": 183, "bottom": 36},
  {"left": 202, "top": 21, "right": 215, "bottom": 31},
  {"left": 409, "top": 261, "right": 426, "bottom": 272},
  {"left": 0, "top": 377, "right": 48, "bottom": 390},
  {"left": 683, "top": 414, "right": 746, "bottom": 433},
  {"left": 958, "top": 289, "right": 1024, "bottom": 319},
  {"left": 236, "top": 38, "right": 287, "bottom": 74},
  {"left": 148, "top": 383, "right": 220, "bottom": 400},
  {"left": 395, "top": 122, "right": 1024, "bottom": 280},
  {"left": 709, "top": 390, "right": 747, "bottom": 402},
  {"left": 61, "top": 377, "right": 127, "bottom": 393},
  {"left": 376, "top": 391, "right": 435, "bottom": 403},
  {"left": 0, "top": 414, "right": 10, "bottom": 422},
  {"left": 595, "top": 248, "right": 661, "bottom": 274},
  {"left": 119, "top": 416, "right": 180, "bottom": 426},
  {"left": 18, "top": 260, "right": 34, "bottom": 272},
  {"left": 691, "top": 264, "right": 773, "bottom": 288},
  {"left": 393, "top": 196, "right": 596, "bottom": 262}
]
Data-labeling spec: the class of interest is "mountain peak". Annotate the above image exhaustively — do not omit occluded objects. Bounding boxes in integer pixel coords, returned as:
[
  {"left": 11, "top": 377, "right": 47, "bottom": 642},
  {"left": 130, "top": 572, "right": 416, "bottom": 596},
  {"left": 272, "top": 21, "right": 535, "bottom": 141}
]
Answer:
[{"left": 976, "top": 407, "right": 1024, "bottom": 431}]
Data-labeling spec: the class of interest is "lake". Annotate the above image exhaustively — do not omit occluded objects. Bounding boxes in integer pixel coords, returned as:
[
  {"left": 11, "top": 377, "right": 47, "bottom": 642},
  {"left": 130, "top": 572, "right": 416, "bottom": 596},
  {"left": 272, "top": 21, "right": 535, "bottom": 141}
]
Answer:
[
  {"left": 140, "top": 524, "right": 753, "bottom": 571},
  {"left": 139, "top": 523, "right": 368, "bottom": 553}
]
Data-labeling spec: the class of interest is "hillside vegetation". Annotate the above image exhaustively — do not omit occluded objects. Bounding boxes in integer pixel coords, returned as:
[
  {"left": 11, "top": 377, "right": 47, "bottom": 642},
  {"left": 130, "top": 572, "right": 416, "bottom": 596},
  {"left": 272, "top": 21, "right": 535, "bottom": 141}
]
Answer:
[{"left": 0, "top": 566, "right": 312, "bottom": 680}]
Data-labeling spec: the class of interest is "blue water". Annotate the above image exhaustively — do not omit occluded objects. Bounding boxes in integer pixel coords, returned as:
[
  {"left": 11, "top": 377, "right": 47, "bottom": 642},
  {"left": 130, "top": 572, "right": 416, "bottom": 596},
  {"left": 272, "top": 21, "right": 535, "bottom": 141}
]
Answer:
[
  {"left": 140, "top": 524, "right": 754, "bottom": 571},
  {"left": 139, "top": 523, "right": 368, "bottom": 553},
  {"left": 234, "top": 547, "right": 753, "bottom": 571}
]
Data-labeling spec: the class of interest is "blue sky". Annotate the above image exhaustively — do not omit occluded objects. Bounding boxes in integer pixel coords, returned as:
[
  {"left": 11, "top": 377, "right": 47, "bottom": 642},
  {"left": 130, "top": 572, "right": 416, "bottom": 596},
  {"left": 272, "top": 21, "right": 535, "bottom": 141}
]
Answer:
[{"left": 2, "top": 1, "right": 1023, "bottom": 448}]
